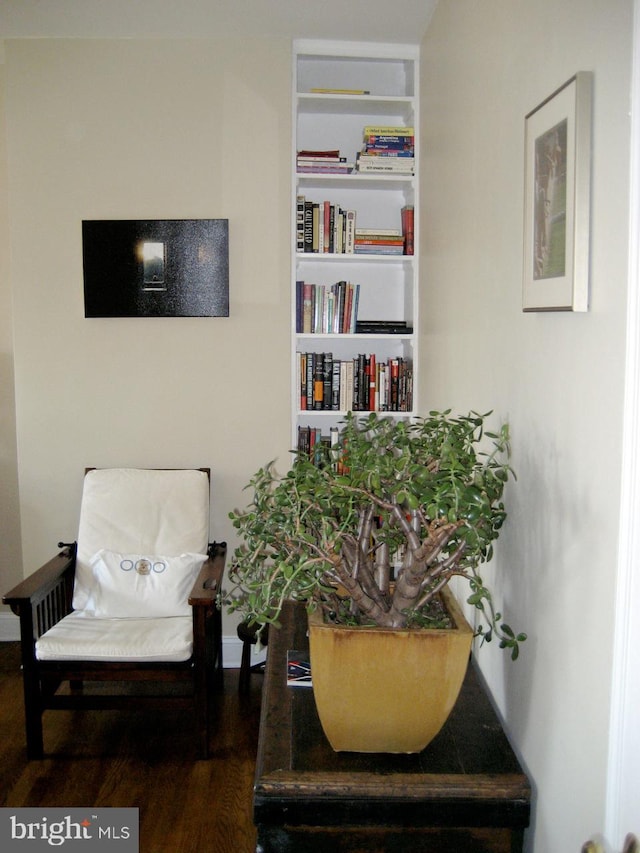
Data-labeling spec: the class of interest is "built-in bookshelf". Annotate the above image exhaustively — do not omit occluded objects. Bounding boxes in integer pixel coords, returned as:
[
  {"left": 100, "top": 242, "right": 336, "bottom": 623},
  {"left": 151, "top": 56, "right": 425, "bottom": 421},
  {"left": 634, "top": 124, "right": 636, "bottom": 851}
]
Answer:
[{"left": 292, "top": 40, "right": 419, "bottom": 454}]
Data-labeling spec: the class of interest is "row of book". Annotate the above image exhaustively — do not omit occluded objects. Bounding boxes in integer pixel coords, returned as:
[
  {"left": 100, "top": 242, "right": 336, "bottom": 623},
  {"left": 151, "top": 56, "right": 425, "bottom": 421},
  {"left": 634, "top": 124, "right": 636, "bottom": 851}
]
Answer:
[
  {"left": 296, "top": 195, "right": 354, "bottom": 254},
  {"left": 355, "top": 125, "right": 415, "bottom": 175},
  {"left": 297, "top": 425, "right": 339, "bottom": 467},
  {"left": 298, "top": 352, "right": 413, "bottom": 413},
  {"left": 296, "top": 126, "right": 415, "bottom": 177},
  {"left": 296, "top": 195, "right": 414, "bottom": 256},
  {"left": 296, "top": 149, "right": 354, "bottom": 175},
  {"left": 296, "top": 280, "right": 360, "bottom": 334}
]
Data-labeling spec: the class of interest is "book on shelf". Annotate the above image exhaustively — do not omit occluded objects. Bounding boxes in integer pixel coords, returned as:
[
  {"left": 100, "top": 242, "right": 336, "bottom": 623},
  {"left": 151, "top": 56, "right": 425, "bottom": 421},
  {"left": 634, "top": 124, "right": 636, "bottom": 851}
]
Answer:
[
  {"left": 310, "top": 87, "right": 370, "bottom": 95},
  {"left": 296, "top": 196, "right": 305, "bottom": 252},
  {"left": 296, "top": 281, "right": 360, "bottom": 334},
  {"left": 297, "top": 352, "right": 413, "bottom": 414},
  {"left": 364, "top": 134, "right": 415, "bottom": 147},
  {"left": 363, "top": 125, "right": 415, "bottom": 137},
  {"left": 352, "top": 223, "right": 406, "bottom": 255},
  {"left": 298, "top": 149, "right": 341, "bottom": 158},
  {"left": 355, "top": 154, "right": 414, "bottom": 174},
  {"left": 354, "top": 244, "right": 404, "bottom": 255},
  {"left": 297, "top": 163, "right": 354, "bottom": 174},
  {"left": 297, "top": 196, "right": 409, "bottom": 255},
  {"left": 355, "top": 228, "right": 402, "bottom": 237},
  {"left": 298, "top": 195, "right": 357, "bottom": 254},
  {"left": 401, "top": 205, "right": 414, "bottom": 256},
  {"left": 313, "top": 353, "right": 325, "bottom": 410},
  {"left": 287, "top": 650, "right": 312, "bottom": 687},
  {"left": 355, "top": 320, "right": 414, "bottom": 334},
  {"left": 356, "top": 124, "right": 415, "bottom": 174},
  {"left": 360, "top": 149, "right": 414, "bottom": 157},
  {"left": 345, "top": 209, "right": 356, "bottom": 254}
]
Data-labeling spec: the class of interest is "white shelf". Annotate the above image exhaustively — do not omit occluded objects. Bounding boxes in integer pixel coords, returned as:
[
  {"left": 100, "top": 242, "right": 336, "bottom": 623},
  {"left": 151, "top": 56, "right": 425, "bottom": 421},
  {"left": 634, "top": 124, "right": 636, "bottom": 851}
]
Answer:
[
  {"left": 296, "top": 253, "right": 414, "bottom": 263},
  {"left": 297, "top": 93, "right": 415, "bottom": 117},
  {"left": 297, "top": 174, "right": 415, "bottom": 190}
]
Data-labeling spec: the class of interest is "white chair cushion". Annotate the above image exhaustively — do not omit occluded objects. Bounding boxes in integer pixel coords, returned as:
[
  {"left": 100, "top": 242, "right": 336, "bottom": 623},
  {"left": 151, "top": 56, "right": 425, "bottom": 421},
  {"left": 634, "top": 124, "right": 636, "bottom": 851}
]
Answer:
[
  {"left": 73, "top": 468, "right": 210, "bottom": 612},
  {"left": 90, "top": 549, "right": 208, "bottom": 618},
  {"left": 35, "top": 611, "right": 194, "bottom": 662}
]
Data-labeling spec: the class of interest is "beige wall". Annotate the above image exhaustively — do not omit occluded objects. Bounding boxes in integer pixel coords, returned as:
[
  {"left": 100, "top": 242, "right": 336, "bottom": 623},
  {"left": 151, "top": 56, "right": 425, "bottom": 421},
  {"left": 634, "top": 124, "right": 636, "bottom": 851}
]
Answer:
[
  {"left": 421, "top": 1, "right": 633, "bottom": 850},
  {"left": 0, "top": 46, "right": 23, "bottom": 599},
  {"left": 1, "top": 37, "right": 292, "bottom": 636}
]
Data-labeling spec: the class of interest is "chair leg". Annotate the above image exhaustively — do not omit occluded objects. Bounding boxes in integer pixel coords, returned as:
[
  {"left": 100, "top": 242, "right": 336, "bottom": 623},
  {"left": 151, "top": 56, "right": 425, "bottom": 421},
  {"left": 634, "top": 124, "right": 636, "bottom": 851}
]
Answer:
[
  {"left": 22, "top": 667, "right": 44, "bottom": 760},
  {"left": 239, "top": 640, "right": 251, "bottom": 694}
]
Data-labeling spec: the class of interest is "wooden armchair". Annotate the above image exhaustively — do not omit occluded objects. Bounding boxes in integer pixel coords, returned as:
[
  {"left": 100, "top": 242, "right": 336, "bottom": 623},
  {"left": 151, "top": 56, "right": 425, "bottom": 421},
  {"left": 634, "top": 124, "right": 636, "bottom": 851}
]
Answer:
[{"left": 3, "top": 468, "right": 226, "bottom": 760}]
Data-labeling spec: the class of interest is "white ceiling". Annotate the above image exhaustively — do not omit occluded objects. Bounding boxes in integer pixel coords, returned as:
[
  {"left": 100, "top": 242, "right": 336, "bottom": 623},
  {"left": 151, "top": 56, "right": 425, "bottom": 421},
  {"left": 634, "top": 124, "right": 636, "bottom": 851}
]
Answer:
[{"left": 0, "top": 0, "right": 439, "bottom": 44}]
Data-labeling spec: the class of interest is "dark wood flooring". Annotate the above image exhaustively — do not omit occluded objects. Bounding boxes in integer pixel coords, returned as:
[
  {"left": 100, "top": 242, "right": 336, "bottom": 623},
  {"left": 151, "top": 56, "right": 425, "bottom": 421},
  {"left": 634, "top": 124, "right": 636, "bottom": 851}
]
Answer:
[{"left": 0, "top": 642, "right": 261, "bottom": 853}]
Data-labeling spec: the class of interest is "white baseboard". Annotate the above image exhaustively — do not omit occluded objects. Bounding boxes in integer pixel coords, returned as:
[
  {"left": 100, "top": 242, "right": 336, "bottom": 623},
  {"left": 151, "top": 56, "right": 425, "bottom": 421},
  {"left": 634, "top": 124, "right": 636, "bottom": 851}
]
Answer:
[
  {"left": 0, "top": 613, "right": 266, "bottom": 670},
  {"left": 223, "top": 636, "right": 267, "bottom": 669},
  {"left": 0, "top": 611, "right": 19, "bottom": 641}
]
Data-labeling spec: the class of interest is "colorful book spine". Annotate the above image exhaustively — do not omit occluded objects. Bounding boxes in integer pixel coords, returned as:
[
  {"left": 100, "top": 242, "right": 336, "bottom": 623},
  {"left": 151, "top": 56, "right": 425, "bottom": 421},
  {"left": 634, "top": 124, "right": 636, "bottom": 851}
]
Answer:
[
  {"left": 297, "top": 353, "right": 413, "bottom": 417},
  {"left": 401, "top": 205, "right": 414, "bottom": 256},
  {"left": 362, "top": 125, "right": 415, "bottom": 137}
]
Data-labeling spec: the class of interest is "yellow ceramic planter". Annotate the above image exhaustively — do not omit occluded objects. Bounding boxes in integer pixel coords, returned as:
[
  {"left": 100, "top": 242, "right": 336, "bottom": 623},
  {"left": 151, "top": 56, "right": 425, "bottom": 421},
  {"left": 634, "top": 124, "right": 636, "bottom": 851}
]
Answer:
[{"left": 307, "top": 586, "right": 474, "bottom": 753}]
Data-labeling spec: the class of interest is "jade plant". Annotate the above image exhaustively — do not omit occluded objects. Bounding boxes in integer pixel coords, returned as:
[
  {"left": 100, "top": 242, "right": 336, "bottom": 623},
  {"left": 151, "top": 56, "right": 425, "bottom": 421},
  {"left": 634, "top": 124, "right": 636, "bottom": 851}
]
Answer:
[{"left": 225, "top": 410, "right": 526, "bottom": 659}]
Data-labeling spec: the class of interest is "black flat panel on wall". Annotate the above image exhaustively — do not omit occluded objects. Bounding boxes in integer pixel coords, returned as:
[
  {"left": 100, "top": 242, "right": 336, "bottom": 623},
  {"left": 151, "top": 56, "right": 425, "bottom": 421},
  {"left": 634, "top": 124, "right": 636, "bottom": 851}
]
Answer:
[{"left": 82, "top": 219, "right": 229, "bottom": 317}]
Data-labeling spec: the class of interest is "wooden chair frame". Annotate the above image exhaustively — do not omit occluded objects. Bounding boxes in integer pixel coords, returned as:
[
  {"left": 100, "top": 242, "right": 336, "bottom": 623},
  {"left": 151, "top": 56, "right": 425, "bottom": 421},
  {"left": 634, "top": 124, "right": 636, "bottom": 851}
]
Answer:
[{"left": 3, "top": 470, "right": 226, "bottom": 761}]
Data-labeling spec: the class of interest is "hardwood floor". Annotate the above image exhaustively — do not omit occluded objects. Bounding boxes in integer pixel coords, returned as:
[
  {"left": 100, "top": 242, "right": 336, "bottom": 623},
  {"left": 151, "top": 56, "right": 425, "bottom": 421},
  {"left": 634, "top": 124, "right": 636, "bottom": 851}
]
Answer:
[{"left": 0, "top": 642, "right": 261, "bottom": 853}]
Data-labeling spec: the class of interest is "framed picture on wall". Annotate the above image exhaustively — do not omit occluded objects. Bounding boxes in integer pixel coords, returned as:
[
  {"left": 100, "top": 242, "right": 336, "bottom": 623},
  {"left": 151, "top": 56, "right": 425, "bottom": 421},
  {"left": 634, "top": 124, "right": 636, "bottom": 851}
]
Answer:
[
  {"left": 82, "top": 219, "right": 229, "bottom": 318},
  {"left": 522, "top": 72, "right": 592, "bottom": 312}
]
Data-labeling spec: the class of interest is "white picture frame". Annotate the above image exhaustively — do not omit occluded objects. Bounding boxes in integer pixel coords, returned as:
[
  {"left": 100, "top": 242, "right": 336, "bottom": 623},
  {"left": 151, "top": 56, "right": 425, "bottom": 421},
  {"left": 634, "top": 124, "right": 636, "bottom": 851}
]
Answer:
[{"left": 523, "top": 72, "right": 592, "bottom": 312}]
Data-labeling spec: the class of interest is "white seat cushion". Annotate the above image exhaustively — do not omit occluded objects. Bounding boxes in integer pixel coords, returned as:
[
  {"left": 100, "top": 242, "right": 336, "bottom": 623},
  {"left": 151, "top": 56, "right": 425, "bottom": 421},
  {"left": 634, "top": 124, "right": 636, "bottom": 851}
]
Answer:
[
  {"left": 73, "top": 468, "right": 210, "bottom": 612},
  {"left": 35, "top": 612, "right": 194, "bottom": 662}
]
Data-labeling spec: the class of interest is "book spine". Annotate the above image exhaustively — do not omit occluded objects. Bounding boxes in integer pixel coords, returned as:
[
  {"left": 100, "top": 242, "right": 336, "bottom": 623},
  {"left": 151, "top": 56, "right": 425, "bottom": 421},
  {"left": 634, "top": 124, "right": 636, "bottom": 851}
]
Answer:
[
  {"left": 328, "top": 204, "right": 335, "bottom": 254},
  {"left": 304, "top": 201, "right": 314, "bottom": 252},
  {"left": 323, "top": 353, "right": 333, "bottom": 410},
  {"left": 297, "top": 425, "right": 308, "bottom": 456},
  {"left": 306, "top": 353, "right": 314, "bottom": 411},
  {"left": 299, "top": 353, "right": 307, "bottom": 410},
  {"left": 362, "top": 149, "right": 414, "bottom": 157},
  {"left": 354, "top": 238, "right": 404, "bottom": 246},
  {"left": 332, "top": 360, "right": 341, "bottom": 410},
  {"left": 296, "top": 196, "right": 305, "bottom": 252},
  {"left": 339, "top": 361, "right": 347, "bottom": 411},
  {"left": 336, "top": 210, "right": 344, "bottom": 254},
  {"left": 351, "top": 284, "right": 360, "bottom": 333},
  {"left": 303, "top": 282, "right": 313, "bottom": 333},
  {"left": 298, "top": 149, "right": 341, "bottom": 158},
  {"left": 317, "top": 203, "right": 324, "bottom": 255},
  {"left": 364, "top": 135, "right": 415, "bottom": 146},
  {"left": 323, "top": 202, "right": 331, "bottom": 253},
  {"left": 355, "top": 228, "right": 402, "bottom": 236},
  {"left": 296, "top": 280, "right": 303, "bottom": 333},
  {"left": 354, "top": 245, "right": 404, "bottom": 255},
  {"left": 379, "top": 363, "right": 387, "bottom": 412},
  {"left": 368, "top": 353, "right": 376, "bottom": 411},
  {"left": 313, "top": 353, "right": 324, "bottom": 410},
  {"left": 401, "top": 205, "right": 415, "bottom": 256},
  {"left": 363, "top": 125, "right": 414, "bottom": 136},
  {"left": 345, "top": 361, "right": 354, "bottom": 412},
  {"left": 345, "top": 210, "right": 356, "bottom": 254}
]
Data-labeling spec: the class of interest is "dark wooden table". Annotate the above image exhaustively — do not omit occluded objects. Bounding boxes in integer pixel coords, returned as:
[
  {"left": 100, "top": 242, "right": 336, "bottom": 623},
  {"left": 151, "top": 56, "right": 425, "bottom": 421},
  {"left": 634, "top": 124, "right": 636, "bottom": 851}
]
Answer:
[{"left": 253, "top": 600, "right": 530, "bottom": 853}]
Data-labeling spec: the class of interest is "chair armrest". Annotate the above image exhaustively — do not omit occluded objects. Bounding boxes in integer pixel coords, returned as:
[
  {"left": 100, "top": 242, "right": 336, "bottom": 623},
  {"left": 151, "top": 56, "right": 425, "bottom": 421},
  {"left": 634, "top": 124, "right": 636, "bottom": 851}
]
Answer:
[
  {"left": 3, "top": 544, "right": 77, "bottom": 616},
  {"left": 189, "top": 541, "right": 227, "bottom": 607}
]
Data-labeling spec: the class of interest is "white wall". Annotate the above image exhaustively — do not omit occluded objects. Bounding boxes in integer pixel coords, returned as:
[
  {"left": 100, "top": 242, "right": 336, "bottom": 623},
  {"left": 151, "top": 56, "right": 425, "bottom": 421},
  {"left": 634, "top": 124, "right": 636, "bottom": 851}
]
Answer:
[
  {"left": 2, "top": 37, "right": 292, "bottom": 637},
  {"left": 420, "top": 1, "right": 633, "bottom": 850}
]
